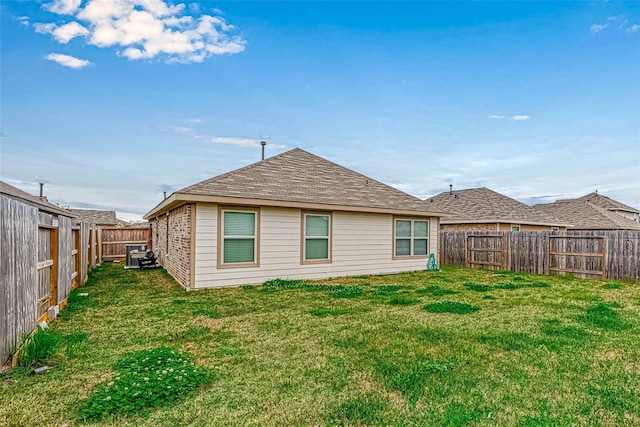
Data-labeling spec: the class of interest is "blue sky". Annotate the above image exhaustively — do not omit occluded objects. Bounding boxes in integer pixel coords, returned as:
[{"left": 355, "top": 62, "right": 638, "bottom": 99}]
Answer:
[{"left": 1, "top": 0, "right": 639, "bottom": 221}]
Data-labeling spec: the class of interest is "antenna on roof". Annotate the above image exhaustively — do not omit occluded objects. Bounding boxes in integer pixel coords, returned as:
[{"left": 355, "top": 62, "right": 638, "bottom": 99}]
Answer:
[{"left": 261, "top": 141, "right": 266, "bottom": 160}]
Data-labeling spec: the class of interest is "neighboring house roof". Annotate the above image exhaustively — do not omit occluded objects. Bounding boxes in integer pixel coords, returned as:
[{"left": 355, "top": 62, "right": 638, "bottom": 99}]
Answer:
[
  {"left": 69, "top": 209, "right": 118, "bottom": 226},
  {"left": 0, "top": 180, "right": 75, "bottom": 217},
  {"left": 534, "top": 198, "right": 640, "bottom": 230},
  {"left": 145, "top": 148, "right": 447, "bottom": 219},
  {"left": 426, "top": 187, "right": 570, "bottom": 227},
  {"left": 574, "top": 192, "right": 640, "bottom": 214}
]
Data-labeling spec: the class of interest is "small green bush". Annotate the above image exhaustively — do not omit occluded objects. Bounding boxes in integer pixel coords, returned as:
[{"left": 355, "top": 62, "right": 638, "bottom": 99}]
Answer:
[
  {"left": 18, "top": 326, "right": 61, "bottom": 368},
  {"left": 424, "top": 301, "right": 480, "bottom": 314},
  {"left": 79, "top": 347, "right": 212, "bottom": 422}
]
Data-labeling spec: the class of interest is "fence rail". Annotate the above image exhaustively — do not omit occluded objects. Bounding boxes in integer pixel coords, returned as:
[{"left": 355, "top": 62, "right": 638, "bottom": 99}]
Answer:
[{"left": 440, "top": 230, "right": 639, "bottom": 282}]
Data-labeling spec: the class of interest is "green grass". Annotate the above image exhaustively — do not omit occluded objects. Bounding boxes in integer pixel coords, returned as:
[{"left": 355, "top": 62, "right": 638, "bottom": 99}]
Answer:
[{"left": 1, "top": 263, "right": 639, "bottom": 426}]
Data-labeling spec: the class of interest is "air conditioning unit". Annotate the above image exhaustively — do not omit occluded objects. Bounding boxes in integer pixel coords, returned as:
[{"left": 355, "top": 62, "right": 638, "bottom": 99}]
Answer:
[{"left": 125, "top": 244, "right": 147, "bottom": 269}]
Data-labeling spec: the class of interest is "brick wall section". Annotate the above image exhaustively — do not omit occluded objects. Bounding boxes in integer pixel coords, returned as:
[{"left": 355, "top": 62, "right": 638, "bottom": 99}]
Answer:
[
  {"left": 442, "top": 223, "right": 497, "bottom": 231},
  {"left": 152, "top": 204, "right": 192, "bottom": 289}
]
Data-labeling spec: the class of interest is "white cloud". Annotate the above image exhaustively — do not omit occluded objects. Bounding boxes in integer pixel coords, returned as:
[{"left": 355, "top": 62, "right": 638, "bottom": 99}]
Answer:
[
  {"left": 628, "top": 24, "right": 640, "bottom": 33},
  {"left": 36, "top": 0, "right": 246, "bottom": 64},
  {"left": 512, "top": 115, "right": 531, "bottom": 121},
  {"left": 44, "top": 0, "right": 82, "bottom": 15},
  {"left": 18, "top": 16, "right": 30, "bottom": 26},
  {"left": 187, "top": 118, "right": 202, "bottom": 123},
  {"left": 45, "top": 53, "right": 93, "bottom": 69},
  {"left": 590, "top": 23, "right": 609, "bottom": 33},
  {"left": 195, "top": 135, "right": 285, "bottom": 149},
  {"left": 35, "top": 21, "right": 90, "bottom": 43},
  {"left": 489, "top": 115, "right": 505, "bottom": 120},
  {"left": 172, "top": 126, "right": 194, "bottom": 133}
]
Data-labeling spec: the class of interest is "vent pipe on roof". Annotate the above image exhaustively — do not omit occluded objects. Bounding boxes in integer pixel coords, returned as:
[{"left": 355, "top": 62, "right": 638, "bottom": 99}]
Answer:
[
  {"left": 261, "top": 141, "right": 266, "bottom": 160},
  {"left": 449, "top": 184, "right": 453, "bottom": 195},
  {"left": 39, "top": 182, "right": 44, "bottom": 198},
  {"left": 163, "top": 191, "right": 167, "bottom": 200}
]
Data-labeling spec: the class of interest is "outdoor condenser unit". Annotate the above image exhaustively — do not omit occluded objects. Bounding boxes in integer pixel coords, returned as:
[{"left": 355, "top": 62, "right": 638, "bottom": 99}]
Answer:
[{"left": 125, "top": 244, "right": 147, "bottom": 269}]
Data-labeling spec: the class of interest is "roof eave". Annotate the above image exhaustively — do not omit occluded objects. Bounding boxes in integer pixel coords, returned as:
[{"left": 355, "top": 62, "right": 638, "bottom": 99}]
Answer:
[
  {"left": 144, "top": 193, "right": 448, "bottom": 219},
  {"left": 441, "top": 219, "right": 573, "bottom": 227}
]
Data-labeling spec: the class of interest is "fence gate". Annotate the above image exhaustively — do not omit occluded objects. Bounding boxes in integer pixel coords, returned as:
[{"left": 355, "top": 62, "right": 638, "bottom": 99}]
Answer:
[
  {"left": 548, "top": 235, "right": 606, "bottom": 278},
  {"left": 466, "top": 234, "right": 508, "bottom": 270},
  {"left": 37, "top": 222, "right": 58, "bottom": 321}
]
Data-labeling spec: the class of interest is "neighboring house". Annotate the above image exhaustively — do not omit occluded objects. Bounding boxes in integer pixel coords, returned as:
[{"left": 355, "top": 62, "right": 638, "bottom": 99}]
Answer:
[
  {"left": 534, "top": 192, "right": 640, "bottom": 230},
  {"left": 144, "top": 148, "right": 446, "bottom": 289},
  {"left": 426, "top": 187, "right": 570, "bottom": 231},
  {"left": 68, "top": 209, "right": 118, "bottom": 227}
]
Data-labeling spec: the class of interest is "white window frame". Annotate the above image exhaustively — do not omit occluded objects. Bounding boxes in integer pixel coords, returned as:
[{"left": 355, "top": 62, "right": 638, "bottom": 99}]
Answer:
[
  {"left": 393, "top": 218, "right": 429, "bottom": 259},
  {"left": 218, "top": 207, "right": 260, "bottom": 268}
]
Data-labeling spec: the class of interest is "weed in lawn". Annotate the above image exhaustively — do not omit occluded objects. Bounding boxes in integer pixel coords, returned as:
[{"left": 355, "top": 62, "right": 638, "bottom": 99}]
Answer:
[
  {"left": 482, "top": 295, "right": 497, "bottom": 300},
  {"left": 477, "top": 332, "right": 547, "bottom": 352},
  {"left": 172, "top": 299, "right": 187, "bottom": 305},
  {"left": 330, "top": 286, "right": 363, "bottom": 298},
  {"left": 494, "top": 282, "right": 523, "bottom": 290},
  {"left": 416, "top": 285, "right": 457, "bottom": 296},
  {"left": 79, "top": 347, "right": 213, "bottom": 422},
  {"left": 540, "top": 319, "right": 589, "bottom": 342},
  {"left": 64, "top": 331, "right": 89, "bottom": 358},
  {"left": 327, "top": 392, "right": 389, "bottom": 425},
  {"left": 310, "top": 307, "right": 363, "bottom": 317},
  {"left": 442, "top": 402, "right": 488, "bottom": 426},
  {"left": 424, "top": 301, "right": 480, "bottom": 314},
  {"left": 17, "top": 326, "right": 61, "bottom": 368},
  {"left": 463, "top": 282, "right": 492, "bottom": 292},
  {"left": 388, "top": 295, "right": 421, "bottom": 306},
  {"left": 601, "top": 282, "right": 622, "bottom": 289},
  {"left": 262, "top": 278, "right": 312, "bottom": 291},
  {"left": 528, "top": 281, "right": 550, "bottom": 288},
  {"left": 577, "top": 303, "right": 630, "bottom": 331},
  {"left": 191, "top": 307, "right": 220, "bottom": 319},
  {"left": 374, "top": 285, "right": 409, "bottom": 295},
  {"left": 374, "top": 356, "right": 453, "bottom": 403},
  {"left": 215, "top": 347, "right": 245, "bottom": 357}
]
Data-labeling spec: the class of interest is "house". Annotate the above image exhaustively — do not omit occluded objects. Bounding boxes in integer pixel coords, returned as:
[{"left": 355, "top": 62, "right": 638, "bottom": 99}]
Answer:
[
  {"left": 143, "top": 148, "right": 446, "bottom": 289},
  {"left": 68, "top": 209, "right": 118, "bottom": 227},
  {"left": 426, "top": 187, "right": 570, "bottom": 231},
  {"left": 534, "top": 192, "right": 640, "bottom": 230}
]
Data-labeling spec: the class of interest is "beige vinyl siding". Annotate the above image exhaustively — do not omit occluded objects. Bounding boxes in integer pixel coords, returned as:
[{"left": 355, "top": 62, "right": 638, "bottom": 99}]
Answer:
[{"left": 194, "top": 203, "right": 438, "bottom": 288}]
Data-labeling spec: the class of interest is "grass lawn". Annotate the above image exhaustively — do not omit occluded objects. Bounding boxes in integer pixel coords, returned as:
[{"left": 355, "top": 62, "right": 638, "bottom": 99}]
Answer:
[{"left": 1, "top": 263, "right": 639, "bottom": 426}]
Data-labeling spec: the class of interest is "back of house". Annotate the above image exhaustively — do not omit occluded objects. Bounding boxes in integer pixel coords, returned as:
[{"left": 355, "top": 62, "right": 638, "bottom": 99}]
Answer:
[{"left": 144, "top": 148, "right": 446, "bottom": 289}]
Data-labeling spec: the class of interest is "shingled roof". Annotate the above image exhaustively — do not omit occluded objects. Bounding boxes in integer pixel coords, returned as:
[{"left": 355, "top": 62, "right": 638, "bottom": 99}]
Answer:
[
  {"left": 69, "top": 209, "right": 118, "bottom": 226},
  {"left": 426, "top": 187, "right": 570, "bottom": 227},
  {"left": 534, "top": 197, "right": 640, "bottom": 230},
  {"left": 145, "top": 148, "right": 446, "bottom": 219},
  {"left": 0, "top": 180, "right": 75, "bottom": 217},
  {"left": 575, "top": 192, "right": 640, "bottom": 214}
]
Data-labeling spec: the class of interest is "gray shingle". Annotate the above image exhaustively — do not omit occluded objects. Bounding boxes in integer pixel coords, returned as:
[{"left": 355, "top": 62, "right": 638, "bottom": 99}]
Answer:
[
  {"left": 427, "top": 187, "right": 568, "bottom": 226},
  {"left": 175, "top": 148, "right": 444, "bottom": 214}
]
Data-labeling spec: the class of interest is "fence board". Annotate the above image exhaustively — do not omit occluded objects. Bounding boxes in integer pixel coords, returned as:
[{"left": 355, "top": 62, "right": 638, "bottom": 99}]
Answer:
[{"left": 100, "top": 227, "right": 150, "bottom": 260}]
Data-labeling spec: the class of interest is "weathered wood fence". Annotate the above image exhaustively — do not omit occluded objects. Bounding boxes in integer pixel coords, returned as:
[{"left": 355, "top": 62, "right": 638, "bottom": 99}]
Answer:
[
  {"left": 440, "top": 231, "right": 640, "bottom": 281},
  {"left": 101, "top": 227, "right": 151, "bottom": 261},
  {"left": 1, "top": 195, "right": 99, "bottom": 365}
]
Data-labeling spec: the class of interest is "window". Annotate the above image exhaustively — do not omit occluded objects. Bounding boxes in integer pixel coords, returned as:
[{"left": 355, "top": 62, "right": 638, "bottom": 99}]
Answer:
[
  {"left": 219, "top": 208, "right": 259, "bottom": 267},
  {"left": 511, "top": 225, "right": 521, "bottom": 232},
  {"left": 394, "top": 219, "right": 429, "bottom": 258},
  {"left": 302, "top": 212, "right": 331, "bottom": 263}
]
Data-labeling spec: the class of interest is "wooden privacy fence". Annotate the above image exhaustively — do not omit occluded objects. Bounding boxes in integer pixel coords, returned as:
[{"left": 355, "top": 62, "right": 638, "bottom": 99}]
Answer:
[
  {"left": 440, "top": 230, "right": 640, "bottom": 281},
  {"left": 1, "top": 194, "right": 99, "bottom": 365},
  {"left": 100, "top": 227, "right": 151, "bottom": 261}
]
